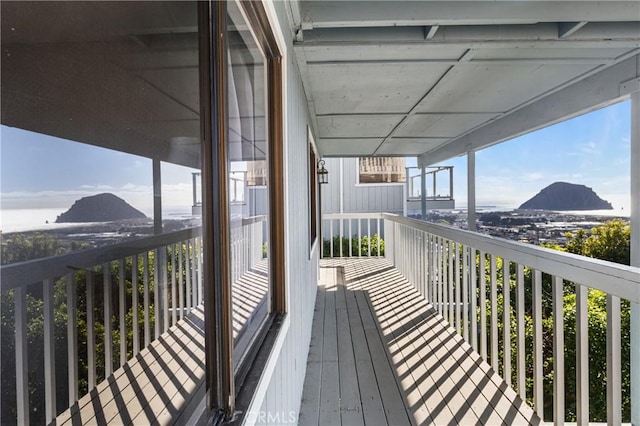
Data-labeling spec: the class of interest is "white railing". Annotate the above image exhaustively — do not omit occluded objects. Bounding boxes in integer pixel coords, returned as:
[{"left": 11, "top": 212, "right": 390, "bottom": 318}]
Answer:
[
  {"left": 383, "top": 214, "right": 640, "bottom": 425},
  {"left": 321, "top": 213, "right": 385, "bottom": 258},
  {"left": 0, "top": 216, "right": 265, "bottom": 425}
]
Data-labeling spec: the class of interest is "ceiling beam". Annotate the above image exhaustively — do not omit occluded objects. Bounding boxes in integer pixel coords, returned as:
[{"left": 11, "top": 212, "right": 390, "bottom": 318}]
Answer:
[
  {"left": 300, "top": 1, "right": 640, "bottom": 28},
  {"left": 418, "top": 53, "right": 640, "bottom": 167},
  {"left": 296, "top": 22, "right": 640, "bottom": 49},
  {"left": 305, "top": 57, "right": 614, "bottom": 66}
]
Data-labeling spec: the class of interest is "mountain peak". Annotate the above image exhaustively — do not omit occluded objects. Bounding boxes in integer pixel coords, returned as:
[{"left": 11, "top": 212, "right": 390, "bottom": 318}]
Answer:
[
  {"left": 56, "top": 193, "right": 147, "bottom": 223},
  {"left": 519, "top": 182, "right": 612, "bottom": 211}
]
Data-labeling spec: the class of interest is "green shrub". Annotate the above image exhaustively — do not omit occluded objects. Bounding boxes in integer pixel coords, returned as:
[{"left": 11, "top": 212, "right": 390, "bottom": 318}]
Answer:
[{"left": 322, "top": 233, "right": 384, "bottom": 257}]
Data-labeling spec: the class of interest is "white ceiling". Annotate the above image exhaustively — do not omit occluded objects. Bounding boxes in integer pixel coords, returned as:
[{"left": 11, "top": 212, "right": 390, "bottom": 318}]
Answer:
[{"left": 291, "top": 1, "right": 640, "bottom": 164}]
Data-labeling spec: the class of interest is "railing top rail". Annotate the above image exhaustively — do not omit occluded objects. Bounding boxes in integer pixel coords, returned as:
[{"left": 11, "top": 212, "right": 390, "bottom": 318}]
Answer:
[
  {"left": 241, "top": 215, "right": 267, "bottom": 226},
  {"left": 1, "top": 226, "right": 202, "bottom": 291},
  {"left": 322, "top": 212, "right": 385, "bottom": 220},
  {"left": 383, "top": 214, "right": 640, "bottom": 303}
]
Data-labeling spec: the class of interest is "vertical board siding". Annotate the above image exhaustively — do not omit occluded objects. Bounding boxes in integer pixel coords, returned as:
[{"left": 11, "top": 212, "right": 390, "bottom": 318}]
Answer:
[
  {"left": 321, "top": 158, "right": 404, "bottom": 216},
  {"left": 252, "top": 6, "right": 320, "bottom": 423}
]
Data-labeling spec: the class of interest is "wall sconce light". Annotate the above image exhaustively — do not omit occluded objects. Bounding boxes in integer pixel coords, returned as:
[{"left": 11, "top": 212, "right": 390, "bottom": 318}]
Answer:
[{"left": 317, "top": 160, "right": 329, "bottom": 184}]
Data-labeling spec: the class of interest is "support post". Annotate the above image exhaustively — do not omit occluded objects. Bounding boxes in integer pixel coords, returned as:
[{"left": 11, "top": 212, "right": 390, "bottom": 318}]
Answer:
[
  {"left": 467, "top": 151, "right": 476, "bottom": 231},
  {"left": 631, "top": 90, "right": 640, "bottom": 426},
  {"left": 403, "top": 167, "right": 409, "bottom": 217},
  {"left": 449, "top": 166, "right": 454, "bottom": 200},
  {"left": 153, "top": 159, "right": 163, "bottom": 234},
  {"left": 421, "top": 167, "right": 427, "bottom": 220}
]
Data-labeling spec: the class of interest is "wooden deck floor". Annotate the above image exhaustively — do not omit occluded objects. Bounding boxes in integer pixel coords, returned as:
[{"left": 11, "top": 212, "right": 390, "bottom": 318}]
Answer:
[{"left": 299, "top": 258, "right": 541, "bottom": 426}]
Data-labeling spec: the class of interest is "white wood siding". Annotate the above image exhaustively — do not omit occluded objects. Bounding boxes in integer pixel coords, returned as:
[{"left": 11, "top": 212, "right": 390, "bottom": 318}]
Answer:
[{"left": 320, "top": 158, "right": 404, "bottom": 215}]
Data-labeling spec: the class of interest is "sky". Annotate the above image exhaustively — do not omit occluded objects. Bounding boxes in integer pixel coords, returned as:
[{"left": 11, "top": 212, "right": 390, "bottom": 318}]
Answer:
[
  {"left": 0, "top": 126, "right": 199, "bottom": 217},
  {"left": 0, "top": 98, "right": 633, "bottom": 225},
  {"left": 428, "top": 99, "right": 632, "bottom": 213}
]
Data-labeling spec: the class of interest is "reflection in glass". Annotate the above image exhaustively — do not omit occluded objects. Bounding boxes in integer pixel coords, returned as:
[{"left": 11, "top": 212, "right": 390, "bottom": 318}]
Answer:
[
  {"left": 0, "top": 2, "right": 202, "bottom": 423},
  {"left": 227, "top": 1, "right": 270, "bottom": 367}
]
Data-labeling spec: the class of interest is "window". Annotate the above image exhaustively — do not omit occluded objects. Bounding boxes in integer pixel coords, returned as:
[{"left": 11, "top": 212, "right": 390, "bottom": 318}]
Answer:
[
  {"left": 358, "top": 157, "right": 406, "bottom": 184},
  {"left": 309, "top": 129, "right": 318, "bottom": 252},
  {"left": 226, "top": 0, "right": 270, "bottom": 368},
  {"left": 1, "top": 2, "right": 203, "bottom": 423}
]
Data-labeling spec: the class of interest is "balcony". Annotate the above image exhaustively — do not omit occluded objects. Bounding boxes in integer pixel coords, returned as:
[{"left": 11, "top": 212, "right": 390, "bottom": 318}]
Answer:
[
  {"left": 303, "top": 213, "right": 640, "bottom": 425},
  {"left": 1, "top": 217, "right": 266, "bottom": 425},
  {"left": 2, "top": 211, "right": 638, "bottom": 424}
]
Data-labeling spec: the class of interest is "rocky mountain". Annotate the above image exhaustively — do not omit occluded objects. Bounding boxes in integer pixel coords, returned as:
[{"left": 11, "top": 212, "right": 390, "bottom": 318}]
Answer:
[
  {"left": 56, "top": 193, "right": 147, "bottom": 223},
  {"left": 519, "top": 182, "right": 613, "bottom": 211}
]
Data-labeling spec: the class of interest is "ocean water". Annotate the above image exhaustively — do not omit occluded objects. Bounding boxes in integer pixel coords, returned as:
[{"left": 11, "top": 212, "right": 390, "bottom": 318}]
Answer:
[
  {"left": 0, "top": 207, "right": 194, "bottom": 233},
  {"left": 1, "top": 208, "right": 69, "bottom": 233}
]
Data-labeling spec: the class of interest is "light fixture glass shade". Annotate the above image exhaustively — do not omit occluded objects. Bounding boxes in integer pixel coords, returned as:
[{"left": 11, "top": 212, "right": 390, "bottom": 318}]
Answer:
[{"left": 318, "top": 160, "right": 329, "bottom": 184}]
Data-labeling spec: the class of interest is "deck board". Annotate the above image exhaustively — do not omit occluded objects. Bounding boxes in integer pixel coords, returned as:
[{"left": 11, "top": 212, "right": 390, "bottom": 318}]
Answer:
[{"left": 300, "top": 258, "right": 541, "bottom": 426}]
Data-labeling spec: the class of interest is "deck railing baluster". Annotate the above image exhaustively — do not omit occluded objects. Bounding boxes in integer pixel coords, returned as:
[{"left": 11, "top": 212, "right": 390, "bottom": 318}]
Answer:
[
  {"left": 172, "top": 244, "right": 177, "bottom": 325},
  {"left": 143, "top": 254, "right": 150, "bottom": 347},
  {"left": 533, "top": 269, "right": 544, "bottom": 416},
  {"left": 15, "top": 285, "right": 29, "bottom": 425},
  {"left": 553, "top": 275, "right": 564, "bottom": 425},
  {"left": 163, "top": 246, "right": 170, "bottom": 331},
  {"left": 576, "top": 283, "right": 589, "bottom": 425},
  {"left": 503, "top": 258, "right": 511, "bottom": 385},
  {"left": 119, "top": 259, "right": 126, "bottom": 367},
  {"left": 43, "top": 278, "right": 56, "bottom": 424},
  {"left": 490, "top": 254, "right": 498, "bottom": 372},
  {"left": 132, "top": 256, "right": 140, "bottom": 356},
  {"left": 179, "top": 244, "right": 184, "bottom": 319},
  {"left": 516, "top": 263, "right": 525, "bottom": 399},
  {"left": 479, "top": 251, "right": 487, "bottom": 361},
  {"left": 85, "top": 270, "right": 95, "bottom": 385},
  {"left": 455, "top": 241, "right": 461, "bottom": 335},
  {"left": 154, "top": 248, "right": 161, "bottom": 337},
  {"left": 68, "top": 272, "right": 79, "bottom": 403},
  {"left": 462, "top": 244, "right": 469, "bottom": 342},
  {"left": 607, "top": 294, "right": 622, "bottom": 426},
  {"left": 103, "top": 264, "right": 113, "bottom": 377},
  {"left": 448, "top": 240, "right": 454, "bottom": 327},
  {"left": 470, "top": 247, "right": 478, "bottom": 351},
  {"left": 185, "top": 242, "right": 192, "bottom": 313}
]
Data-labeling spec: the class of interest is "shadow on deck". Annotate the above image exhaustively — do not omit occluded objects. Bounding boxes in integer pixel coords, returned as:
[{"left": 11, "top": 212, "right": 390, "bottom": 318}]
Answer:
[
  {"left": 56, "top": 260, "right": 269, "bottom": 426},
  {"left": 300, "top": 258, "right": 540, "bottom": 426}
]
